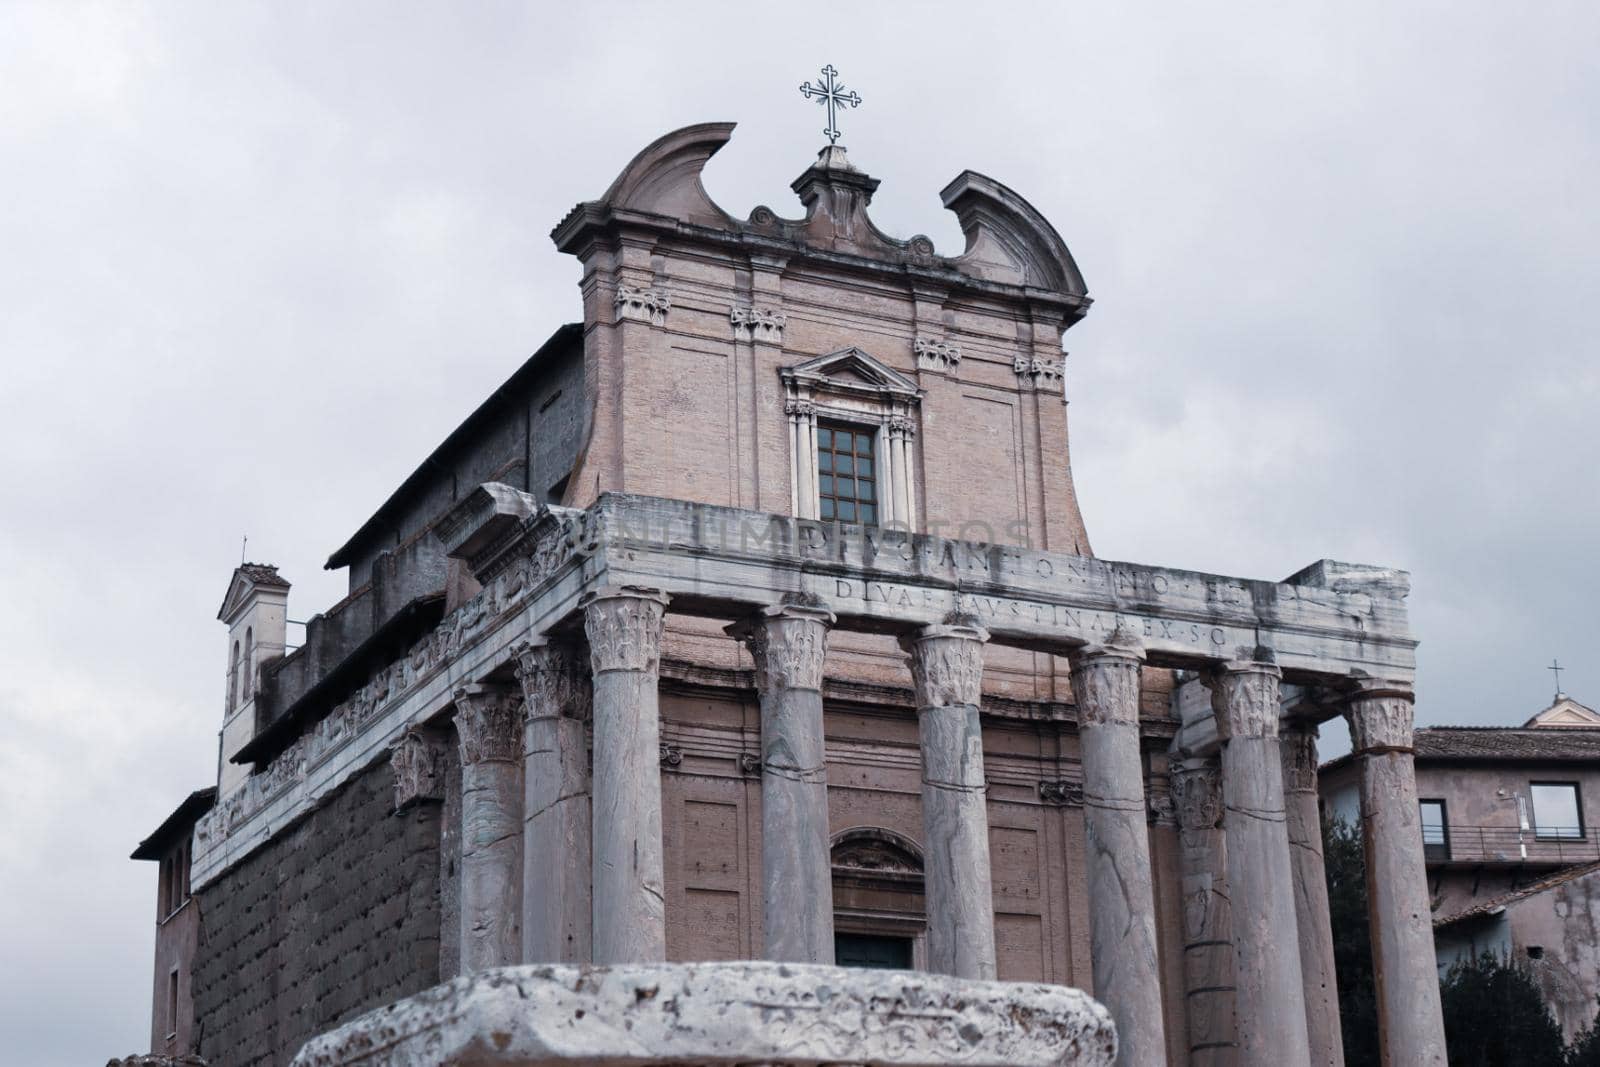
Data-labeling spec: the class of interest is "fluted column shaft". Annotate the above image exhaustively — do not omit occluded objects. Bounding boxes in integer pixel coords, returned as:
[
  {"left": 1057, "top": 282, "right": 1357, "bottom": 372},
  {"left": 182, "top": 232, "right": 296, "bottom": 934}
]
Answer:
[
  {"left": 1283, "top": 723, "right": 1344, "bottom": 1066},
  {"left": 904, "top": 621, "right": 997, "bottom": 980},
  {"left": 1170, "top": 756, "right": 1237, "bottom": 1066},
  {"left": 584, "top": 587, "right": 670, "bottom": 964},
  {"left": 515, "top": 640, "right": 593, "bottom": 963},
  {"left": 1209, "top": 663, "right": 1310, "bottom": 1065},
  {"left": 1345, "top": 685, "right": 1447, "bottom": 1066},
  {"left": 731, "top": 603, "right": 837, "bottom": 963},
  {"left": 455, "top": 683, "right": 525, "bottom": 974},
  {"left": 1069, "top": 636, "right": 1166, "bottom": 1067}
]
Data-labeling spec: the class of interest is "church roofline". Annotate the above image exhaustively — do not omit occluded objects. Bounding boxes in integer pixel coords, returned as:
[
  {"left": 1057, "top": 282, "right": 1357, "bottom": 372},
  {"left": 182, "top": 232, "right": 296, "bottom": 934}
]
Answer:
[{"left": 325, "top": 323, "right": 582, "bottom": 571}]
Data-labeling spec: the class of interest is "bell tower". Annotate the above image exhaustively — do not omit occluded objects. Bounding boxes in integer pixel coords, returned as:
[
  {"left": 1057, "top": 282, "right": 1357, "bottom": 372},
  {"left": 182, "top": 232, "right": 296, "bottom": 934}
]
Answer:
[{"left": 215, "top": 563, "right": 290, "bottom": 795}]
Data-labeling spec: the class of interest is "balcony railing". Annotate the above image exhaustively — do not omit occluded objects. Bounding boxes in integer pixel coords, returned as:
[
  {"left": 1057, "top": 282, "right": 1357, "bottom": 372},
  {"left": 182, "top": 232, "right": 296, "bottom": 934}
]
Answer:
[{"left": 1425, "top": 825, "right": 1599, "bottom": 866}]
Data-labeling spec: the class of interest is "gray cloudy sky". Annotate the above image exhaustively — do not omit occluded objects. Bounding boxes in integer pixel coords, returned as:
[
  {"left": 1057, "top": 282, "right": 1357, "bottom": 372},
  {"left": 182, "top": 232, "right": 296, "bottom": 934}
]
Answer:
[{"left": 2, "top": 1, "right": 1596, "bottom": 1060}]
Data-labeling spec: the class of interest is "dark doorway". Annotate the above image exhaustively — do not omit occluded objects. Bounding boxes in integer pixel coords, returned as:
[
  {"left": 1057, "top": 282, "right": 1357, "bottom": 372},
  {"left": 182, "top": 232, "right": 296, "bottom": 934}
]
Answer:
[{"left": 835, "top": 932, "right": 913, "bottom": 970}]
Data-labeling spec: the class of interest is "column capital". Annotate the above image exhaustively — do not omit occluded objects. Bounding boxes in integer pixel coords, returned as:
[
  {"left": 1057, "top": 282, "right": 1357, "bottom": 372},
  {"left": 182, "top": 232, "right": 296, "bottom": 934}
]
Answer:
[
  {"left": 1169, "top": 757, "right": 1224, "bottom": 832},
  {"left": 726, "top": 602, "right": 836, "bottom": 693},
  {"left": 582, "top": 587, "right": 670, "bottom": 674},
  {"left": 455, "top": 683, "right": 524, "bottom": 765},
  {"left": 901, "top": 619, "right": 988, "bottom": 709},
  {"left": 513, "top": 640, "right": 592, "bottom": 721},
  {"left": 1067, "top": 630, "right": 1144, "bottom": 728},
  {"left": 1205, "top": 661, "right": 1283, "bottom": 740},
  {"left": 390, "top": 727, "right": 446, "bottom": 811},
  {"left": 1280, "top": 722, "right": 1321, "bottom": 792},
  {"left": 1343, "top": 680, "right": 1416, "bottom": 754}
]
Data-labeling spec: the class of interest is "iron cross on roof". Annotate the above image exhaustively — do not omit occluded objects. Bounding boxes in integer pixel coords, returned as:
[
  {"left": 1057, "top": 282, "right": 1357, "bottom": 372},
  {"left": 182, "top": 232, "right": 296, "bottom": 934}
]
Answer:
[
  {"left": 799, "top": 64, "right": 863, "bottom": 145},
  {"left": 1550, "top": 658, "right": 1565, "bottom": 695}
]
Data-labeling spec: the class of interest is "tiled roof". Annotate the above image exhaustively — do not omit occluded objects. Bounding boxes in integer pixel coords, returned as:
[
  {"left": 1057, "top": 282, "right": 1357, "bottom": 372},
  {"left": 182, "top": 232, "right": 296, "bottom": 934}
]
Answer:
[
  {"left": 1412, "top": 726, "right": 1600, "bottom": 762},
  {"left": 238, "top": 563, "right": 290, "bottom": 588},
  {"left": 1435, "top": 859, "right": 1600, "bottom": 929}
]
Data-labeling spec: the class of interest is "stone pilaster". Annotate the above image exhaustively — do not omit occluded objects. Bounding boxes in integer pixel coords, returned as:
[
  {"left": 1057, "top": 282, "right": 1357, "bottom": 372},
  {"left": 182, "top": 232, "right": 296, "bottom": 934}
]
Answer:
[
  {"left": 1170, "top": 756, "right": 1236, "bottom": 1066},
  {"left": 1282, "top": 723, "right": 1344, "bottom": 1066},
  {"left": 1207, "top": 663, "right": 1310, "bottom": 1065},
  {"left": 1069, "top": 632, "right": 1167, "bottom": 1067},
  {"left": 729, "top": 602, "right": 837, "bottom": 964},
  {"left": 1344, "top": 683, "right": 1447, "bottom": 1066},
  {"left": 904, "top": 621, "right": 997, "bottom": 980},
  {"left": 514, "top": 640, "right": 593, "bottom": 964},
  {"left": 583, "top": 587, "right": 670, "bottom": 964},
  {"left": 454, "top": 682, "right": 525, "bottom": 975}
]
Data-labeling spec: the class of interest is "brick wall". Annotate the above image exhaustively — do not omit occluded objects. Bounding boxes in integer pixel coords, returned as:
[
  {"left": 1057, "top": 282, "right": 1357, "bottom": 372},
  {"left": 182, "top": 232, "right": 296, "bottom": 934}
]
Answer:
[{"left": 192, "top": 759, "right": 441, "bottom": 1066}]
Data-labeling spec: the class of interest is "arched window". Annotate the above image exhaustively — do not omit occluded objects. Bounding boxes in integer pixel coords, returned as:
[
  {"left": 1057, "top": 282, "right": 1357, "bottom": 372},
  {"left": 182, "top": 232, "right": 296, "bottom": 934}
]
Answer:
[
  {"left": 228, "top": 640, "right": 240, "bottom": 712},
  {"left": 242, "top": 628, "right": 254, "bottom": 702},
  {"left": 830, "top": 827, "right": 926, "bottom": 970}
]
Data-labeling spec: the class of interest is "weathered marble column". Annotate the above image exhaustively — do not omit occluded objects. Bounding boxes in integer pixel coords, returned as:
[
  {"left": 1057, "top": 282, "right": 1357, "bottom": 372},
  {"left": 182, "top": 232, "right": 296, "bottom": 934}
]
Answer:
[
  {"left": 1283, "top": 722, "right": 1345, "bottom": 1066},
  {"left": 904, "top": 620, "right": 997, "bottom": 980},
  {"left": 1345, "top": 683, "right": 1447, "bottom": 1066},
  {"left": 584, "top": 586, "right": 670, "bottom": 964},
  {"left": 514, "top": 639, "right": 593, "bottom": 963},
  {"left": 454, "top": 682, "right": 526, "bottom": 974},
  {"left": 1208, "top": 662, "right": 1310, "bottom": 1065},
  {"left": 729, "top": 602, "right": 837, "bottom": 964},
  {"left": 1068, "top": 631, "right": 1167, "bottom": 1066},
  {"left": 1170, "top": 756, "right": 1237, "bottom": 1066}
]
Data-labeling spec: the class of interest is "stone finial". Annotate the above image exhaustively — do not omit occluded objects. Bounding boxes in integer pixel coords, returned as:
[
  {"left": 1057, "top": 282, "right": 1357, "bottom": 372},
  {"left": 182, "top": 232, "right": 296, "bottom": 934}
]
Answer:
[
  {"left": 453, "top": 684, "right": 524, "bottom": 765},
  {"left": 615, "top": 284, "right": 671, "bottom": 326},
  {"left": 513, "top": 641, "right": 592, "bottom": 722},
  {"left": 726, "top": 603, "right": 836, "bottom": 693},
  {"left": 1206, "top": 662, "right": 1283, "bottom": 741},
  {"left": 1344, "top": 680, "right": 1416, "bottom": 753},
  {"left": 902, "top": 622, "right": 989, "bottom": 709},
  {"left": 582, "top": 587, "right": 670, "bottom": 674},
  {"left": 390, "top": 728, "right": 446, "bottom": 811},
  {"left": 1280, "top": 723, "right": 1321, "bottom": 792}
]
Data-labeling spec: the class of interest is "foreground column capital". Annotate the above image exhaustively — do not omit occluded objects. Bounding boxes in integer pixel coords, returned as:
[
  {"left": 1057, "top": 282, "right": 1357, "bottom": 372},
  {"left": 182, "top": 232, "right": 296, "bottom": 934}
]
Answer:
[
  {"left": 1207, "top": 661, "right": 1283, "bottom": 741},
  {"left": 454, "top": 683, "right": 525, "bottom": 765},
  {"left": 1343, "top": 680, "right": 1416, "bottom": 753},
  {"left": 902, "top": 621, "right": 989, "bottom": 709},
  {"left": 1067, "top": 629, "right": 1145, "bottom": 727},
  {"left": 513, "top": 640, "right": 592, "bottom": 722},
  {"left": 583, "top": 587, "right": 671, "bottom": 674},
  {"left": 727, "top": 601, "right": 836, "bottom": 693}
]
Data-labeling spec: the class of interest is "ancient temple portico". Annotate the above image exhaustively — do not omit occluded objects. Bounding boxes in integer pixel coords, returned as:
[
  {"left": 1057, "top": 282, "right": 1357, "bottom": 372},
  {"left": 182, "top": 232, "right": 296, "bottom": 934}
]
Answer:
[{"left": 189, "top": 487, "right": 1443, "bottom": 1065}]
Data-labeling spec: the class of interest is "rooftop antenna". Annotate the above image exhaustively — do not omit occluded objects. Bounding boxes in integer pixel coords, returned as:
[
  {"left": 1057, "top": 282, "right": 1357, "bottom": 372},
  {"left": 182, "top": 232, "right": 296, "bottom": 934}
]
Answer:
[{"left": 1549, "top": 658, "right": 1565, "bottom": 699}]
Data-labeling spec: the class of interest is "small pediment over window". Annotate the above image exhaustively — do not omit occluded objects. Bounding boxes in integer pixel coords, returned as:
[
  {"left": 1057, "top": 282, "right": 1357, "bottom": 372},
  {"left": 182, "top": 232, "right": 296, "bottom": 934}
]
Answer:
[{"left": 781, "top": 346, "right": 920, "bottom": 400}]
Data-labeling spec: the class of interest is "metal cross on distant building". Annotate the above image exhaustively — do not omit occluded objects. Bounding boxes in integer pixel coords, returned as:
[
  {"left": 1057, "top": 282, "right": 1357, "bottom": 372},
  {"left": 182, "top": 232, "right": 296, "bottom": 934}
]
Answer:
[
  {"left": 799, "top": 64, "right": 862, "bottom": 145},
  {"left": 1550, "top": 658, "right": 1566, "bottom": 695}
]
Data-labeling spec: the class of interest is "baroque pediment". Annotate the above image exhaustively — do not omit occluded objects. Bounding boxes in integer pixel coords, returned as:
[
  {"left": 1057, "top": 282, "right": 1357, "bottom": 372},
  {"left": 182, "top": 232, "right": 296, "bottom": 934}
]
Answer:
[{"left": 780, "top": 346, "right": 920, "bottom": 400}]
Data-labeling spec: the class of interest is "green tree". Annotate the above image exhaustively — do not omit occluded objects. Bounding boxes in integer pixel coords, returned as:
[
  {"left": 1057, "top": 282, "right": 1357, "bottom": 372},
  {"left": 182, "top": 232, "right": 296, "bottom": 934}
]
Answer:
[
  {"left": 1324, "top": 816, "right": 1381, "bottom": 1065},
  {"left": 1439, "top": 951, "right": 1564, "bottom": 1066},
  {"left": 1563, "top": 1002, "right": 1600, "bottom": 1066}
]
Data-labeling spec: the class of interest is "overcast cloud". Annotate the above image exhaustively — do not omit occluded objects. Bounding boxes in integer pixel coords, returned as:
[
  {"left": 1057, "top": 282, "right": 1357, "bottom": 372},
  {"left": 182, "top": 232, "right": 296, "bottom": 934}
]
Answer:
[{"left": 2, "top": 2, "right": 1597, "bottom": 1061}]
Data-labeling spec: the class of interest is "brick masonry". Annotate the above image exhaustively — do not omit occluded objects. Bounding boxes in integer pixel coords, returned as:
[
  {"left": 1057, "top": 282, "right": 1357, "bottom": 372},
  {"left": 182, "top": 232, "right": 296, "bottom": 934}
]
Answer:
[{"left": 192, "top": 759, "right": 441, "bottom": 1066}]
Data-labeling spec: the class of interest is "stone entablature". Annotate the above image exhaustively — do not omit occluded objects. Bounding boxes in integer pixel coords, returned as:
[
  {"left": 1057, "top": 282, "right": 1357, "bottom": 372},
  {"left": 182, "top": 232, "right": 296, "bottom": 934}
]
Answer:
[
  {"left": 192, "top": 488, "right": 1413, "bottom": 891},
  {"left": 288, "top": 962, "right": 1117, "bottom": 1066}
]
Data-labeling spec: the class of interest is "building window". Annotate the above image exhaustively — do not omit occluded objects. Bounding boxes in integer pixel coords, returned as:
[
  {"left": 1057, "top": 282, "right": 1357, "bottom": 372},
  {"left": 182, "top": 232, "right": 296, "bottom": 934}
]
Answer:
[
  {"left": 817, "top": 424, "right": 877, "bottom": 524},
  {"left": 835, "top": 931, "right": 913, "bottom": 969},
  {"left": 1530, "top": 782, "right": 1583, "bottom": 840},
  {"left": 1419, "top": 799, "right": 1450, "bottom": 861},
  {"left": 167, "top": 967, "right": 179, "bottom": 1042}
]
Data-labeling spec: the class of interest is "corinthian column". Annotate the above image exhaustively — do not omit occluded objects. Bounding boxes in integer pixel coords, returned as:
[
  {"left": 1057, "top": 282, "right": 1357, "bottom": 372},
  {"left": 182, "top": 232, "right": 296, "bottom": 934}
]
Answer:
[
  {"left": 903, "top": 620, "right": 997, "bottom": 979},
  {"left": 1282, "top": 722, "right": 1344, "bottom": 1066},
  {"left": 729, "top": 602, "right": 837, "bottom": 963},
  {"left": 1345, "top": 683, "right": 1447, "bottom": 1066},
  {"left": 1069, "top": 631, "right": 1166, "bottom": 1067},
  {"left": 1208, "top": 662, "right": 1310, "bottom": 1065},
  {"left": 514, "top": 640, "right": 593, "bottom": 963},
  {"left": 454, "top": 682, "right": 525, "bottom": 974},
  {"left": 583, "top": 586, "right": 670, "bottom": 964},
  {"left": 1170, "top": 756, "right": 1237, "bottom": 1066}
]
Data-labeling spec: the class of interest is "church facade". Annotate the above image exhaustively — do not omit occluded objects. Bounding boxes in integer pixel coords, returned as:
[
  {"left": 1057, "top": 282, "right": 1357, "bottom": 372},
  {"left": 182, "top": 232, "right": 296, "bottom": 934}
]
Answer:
[{"left": 135, "top": 122, "right": 1447, "bottom": 1066}]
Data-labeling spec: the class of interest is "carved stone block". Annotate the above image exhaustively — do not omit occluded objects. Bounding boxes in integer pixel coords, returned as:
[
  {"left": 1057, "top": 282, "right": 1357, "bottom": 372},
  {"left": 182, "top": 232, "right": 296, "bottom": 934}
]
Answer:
[
  {"left": 914, "top": 335, "right": 962, "bottom": 372},
  {"left": 730, "top": 305, "right": 787, "bottom": 343},
  {"left": 390, "top": 728, "right": 446, "bottom": 811},
  {"left": 615, "top": 285, "right": 670, "bottom": 326}
]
